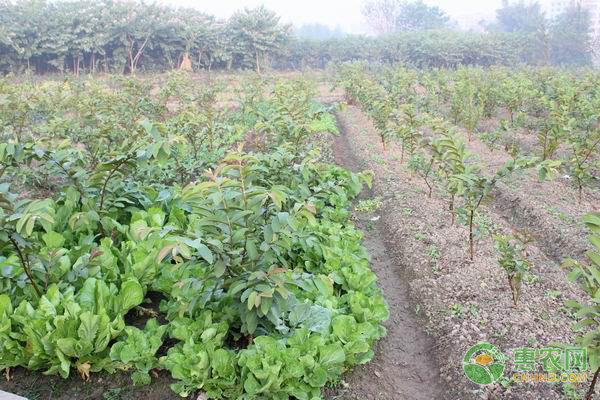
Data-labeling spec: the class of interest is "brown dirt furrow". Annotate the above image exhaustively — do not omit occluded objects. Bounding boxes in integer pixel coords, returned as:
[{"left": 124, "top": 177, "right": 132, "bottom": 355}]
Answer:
[
  {"left": 332, "top": 105, "right": 590, "bottom": 400},
  {"left": 462, "top": 131, "right": 596, "bottom": 265},
  {"left": 326, "top": 116, "right": 443, "bottom": 400}
]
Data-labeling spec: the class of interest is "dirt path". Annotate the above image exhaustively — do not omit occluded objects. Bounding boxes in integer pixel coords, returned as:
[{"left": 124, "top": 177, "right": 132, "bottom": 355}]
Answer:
[{"left": 326, "top": 112, "right": 443, "bottom": 400}]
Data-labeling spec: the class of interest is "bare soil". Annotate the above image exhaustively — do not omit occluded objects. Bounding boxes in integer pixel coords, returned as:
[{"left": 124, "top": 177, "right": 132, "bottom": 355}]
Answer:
[
  {"left": 463, "top": 126, "right": 599, "bottom": 265},
  {"left": 324, "top": 122, "right": 442, "bottom": 400},
  {"left": 331, "top": 104, "right": 594, "bottom": 399},
  {"left": 0, "top": 369, "right": 178, "bottom": 400}
]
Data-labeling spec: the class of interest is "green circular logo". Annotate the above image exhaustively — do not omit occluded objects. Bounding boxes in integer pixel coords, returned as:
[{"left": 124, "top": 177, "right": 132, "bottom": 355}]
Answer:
[{"left": 463, "top": 343, "right": 505, "bottom": 385}]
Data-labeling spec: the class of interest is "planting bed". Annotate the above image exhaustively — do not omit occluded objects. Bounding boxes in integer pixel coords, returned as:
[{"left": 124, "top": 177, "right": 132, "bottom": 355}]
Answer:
[{"left": 331, "top": 103, "right": 592, "bottom": 399}]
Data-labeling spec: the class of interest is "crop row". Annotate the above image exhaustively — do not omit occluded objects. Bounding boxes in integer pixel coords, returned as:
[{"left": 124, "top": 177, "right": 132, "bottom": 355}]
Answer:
[
  {"left": 334, "top": 62, "right": 600, "bottom": 395},
  {"left": 0, "top": 73, "right": 388, "bottom": 399}
]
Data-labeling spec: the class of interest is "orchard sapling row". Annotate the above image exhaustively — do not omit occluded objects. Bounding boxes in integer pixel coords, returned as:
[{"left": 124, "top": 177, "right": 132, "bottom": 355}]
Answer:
[
  {"left": 561, "top": 213, "right": 600, "bottom": 400},
  {"left": 494, "top": 234, "right": 529, "bottom": 307}
]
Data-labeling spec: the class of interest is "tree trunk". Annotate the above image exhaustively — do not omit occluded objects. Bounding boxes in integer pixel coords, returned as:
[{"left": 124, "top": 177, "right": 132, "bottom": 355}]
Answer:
[
  {"left": 469, "top": 210, "right": 475, "bottom": 261},
  {"left": 197, "top": 46, "right": 206, "bottom": 70},
  {"left": 104, "top": 52, "right": 109, "bottom": 73},
  {"left": 586, "top": 366, "right": 600, "bottom": 400},
  {"left": 128, "top": 39, "right": 136, "bottom": 74},
  {"left": 401, "top": 143, "right": 404, "bottom": 163},
  {"left": 426, "top": 180, "right": 432, "bottom": 198},
  {"left": 255, "top": 49, "right": 261, "bottom": 74},
  {"left": 450, "top": 195, "right": 455, "bottom": 225},
  {"left": 509, "top": 276, "right": 517, "bottom": 306}
]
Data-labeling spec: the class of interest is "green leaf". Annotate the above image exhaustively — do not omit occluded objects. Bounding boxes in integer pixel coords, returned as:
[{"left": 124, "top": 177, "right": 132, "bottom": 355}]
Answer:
[
  {"left": 79, "top": 278, "right": 98, "bottom": 313},
  {"left": 25, "top": 217, "right": 35, "bottom": 236},
  {"left": 130, "top": 220, "right": 151, "bottom": 241},
  {"left": 42, "top": 231, "right": 65, "bottom": 248},
  {"left": 320, "top": 343, "right": 345, "bottom": 366},
  {"left": 0, "top": 294, "right": 12, "bottom": 315},
  {"left": 246, "top": 239, "right": 259, "bottom": 261},
  {"left": 306, "top": 366, "right": 327, "bottom": 387},
  {"left": 196, "top": 243, "right": 214, "bottom": 264},
  {"left": 246, "top": 312, "right": 257, "bottom": 334},
  {"left": 269, "top": 188, "right": 286, "bottom": 210},
  {"left": 213, "top": 260, "right": 226, "bottom": 278},
  {"left": 120, "top": 346, "right": 138, "bottom": 364},
  {"left": 132, "top": 371, "right": 151, "bottom": 386},
  {"left": 201, "top": 327, "right": 217, "bottom": 342},
  {"left": 39, "top": 296, "right": 57, "bottom": 317},
  {"left": 110, "top": 342, "right": 125, "bottom": 361},
  {"left": 582, "top": 213, "right": 600, "bottom": 234},
  {"left": 78, "top": 312, "right": 100, "bottom": 343},
  {"left": 57, "top": 338, "right": 78, "bottom": 358},
  {"left": 247, "top": 292, "right": 257, "bottom": 311},
  {"left": 118, "top": 279, "right": 144, "bottom": 314}
]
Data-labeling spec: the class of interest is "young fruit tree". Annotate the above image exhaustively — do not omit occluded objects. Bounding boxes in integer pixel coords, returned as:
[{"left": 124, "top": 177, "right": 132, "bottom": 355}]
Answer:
[
  {"left": 452, "top": 157, "right": 536, "bottom": 260},
  {"left": 494, "top": 235, "right": 529, "bottom": 306},
  {"left": 561, "top": 213, "right": 600, "bottom": 400}
]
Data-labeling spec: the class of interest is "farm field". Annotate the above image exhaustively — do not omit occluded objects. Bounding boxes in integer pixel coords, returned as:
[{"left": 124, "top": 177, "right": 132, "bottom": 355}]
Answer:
[{"left": 0, "top": 64, "right": 599, "bottom": 400}]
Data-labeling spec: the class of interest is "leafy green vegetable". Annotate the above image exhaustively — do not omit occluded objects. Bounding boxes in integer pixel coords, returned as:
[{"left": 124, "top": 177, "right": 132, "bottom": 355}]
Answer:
[
  {"left": 110, "top": 318, "right": 167, "bottom": 386},
  {"left": 0, "top": 75, "right": 388, "bottom": 399}
]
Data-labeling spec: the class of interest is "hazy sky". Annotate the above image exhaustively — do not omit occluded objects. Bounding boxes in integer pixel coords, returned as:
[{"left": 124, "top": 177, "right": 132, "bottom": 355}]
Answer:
[{"left": 173, "top": 0, "right": 505, "bottom": 33}]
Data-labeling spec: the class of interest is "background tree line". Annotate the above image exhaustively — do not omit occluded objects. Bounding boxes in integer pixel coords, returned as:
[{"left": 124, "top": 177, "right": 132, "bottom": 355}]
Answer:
[
  {"left": 483, "top": 0, "right": 593, "bottom": 66},
  {"left": 0, "top": 0, "right": 290, "bottom": 74},
  {"left": 361, "top": 0, "right": 594, "bottom": 66},
  {"left": 284, "top": 31, "right": 536, "bottom": 69},
  {"left": 0, "top": 0, "right": 595, "bottom": 75}
]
